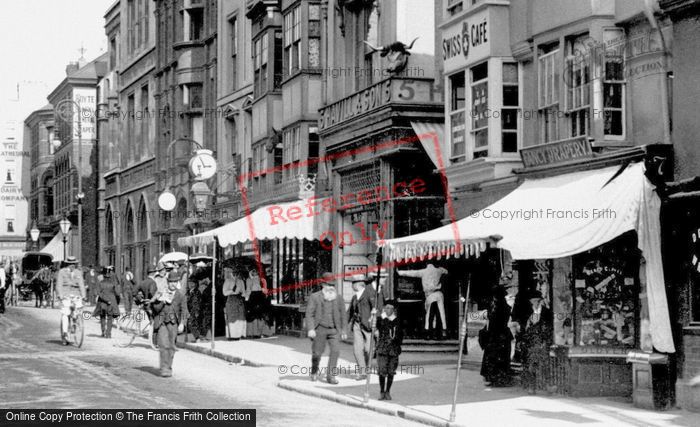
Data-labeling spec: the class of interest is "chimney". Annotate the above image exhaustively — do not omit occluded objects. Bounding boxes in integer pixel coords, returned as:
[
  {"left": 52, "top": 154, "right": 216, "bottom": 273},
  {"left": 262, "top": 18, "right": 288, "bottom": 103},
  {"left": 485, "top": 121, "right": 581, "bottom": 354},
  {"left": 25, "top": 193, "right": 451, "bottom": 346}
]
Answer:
[{"left": 65, "top": 61, "right": 79, "bottom": 75}]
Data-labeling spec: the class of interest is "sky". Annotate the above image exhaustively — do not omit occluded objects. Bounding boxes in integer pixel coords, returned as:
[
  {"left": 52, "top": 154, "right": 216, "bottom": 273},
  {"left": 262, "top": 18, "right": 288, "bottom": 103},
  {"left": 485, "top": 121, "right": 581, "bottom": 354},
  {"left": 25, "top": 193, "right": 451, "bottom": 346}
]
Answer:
[{"left": 0, "top": 0, "right": 114, "bottom": 120}]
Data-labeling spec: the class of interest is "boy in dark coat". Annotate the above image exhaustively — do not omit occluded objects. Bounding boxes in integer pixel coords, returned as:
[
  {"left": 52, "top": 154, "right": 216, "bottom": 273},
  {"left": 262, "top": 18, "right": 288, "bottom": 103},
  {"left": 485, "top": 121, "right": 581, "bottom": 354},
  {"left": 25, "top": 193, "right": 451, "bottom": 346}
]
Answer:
[
  {"left": 375, "top": 300, "right": 403, "bottom": 400},
  {"left": 152, "top": 270, "right": 188, "bottom": 377}
]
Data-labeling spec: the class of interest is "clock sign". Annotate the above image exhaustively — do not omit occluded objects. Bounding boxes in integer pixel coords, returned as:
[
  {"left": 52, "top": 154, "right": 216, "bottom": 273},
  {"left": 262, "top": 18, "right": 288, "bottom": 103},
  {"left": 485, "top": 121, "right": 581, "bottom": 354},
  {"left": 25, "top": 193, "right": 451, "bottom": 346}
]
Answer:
[{"left": 189, "top": 149, "right": 217, "bottom": 180}]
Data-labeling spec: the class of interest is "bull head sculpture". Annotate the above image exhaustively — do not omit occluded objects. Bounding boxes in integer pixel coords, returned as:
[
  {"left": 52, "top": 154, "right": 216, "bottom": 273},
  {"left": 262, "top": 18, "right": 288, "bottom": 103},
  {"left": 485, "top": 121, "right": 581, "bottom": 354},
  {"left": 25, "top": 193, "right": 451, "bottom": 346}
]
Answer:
[{"left": 363, "top": 37, "right": 419, "bottom": 74}]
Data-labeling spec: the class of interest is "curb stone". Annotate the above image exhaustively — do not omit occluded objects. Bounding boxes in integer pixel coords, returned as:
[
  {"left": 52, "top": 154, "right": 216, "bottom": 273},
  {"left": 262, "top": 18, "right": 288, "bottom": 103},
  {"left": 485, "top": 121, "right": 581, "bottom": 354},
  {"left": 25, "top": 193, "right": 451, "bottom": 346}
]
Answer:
[{"left": 277, "top": 380, "right": 467, "bottom": 427}]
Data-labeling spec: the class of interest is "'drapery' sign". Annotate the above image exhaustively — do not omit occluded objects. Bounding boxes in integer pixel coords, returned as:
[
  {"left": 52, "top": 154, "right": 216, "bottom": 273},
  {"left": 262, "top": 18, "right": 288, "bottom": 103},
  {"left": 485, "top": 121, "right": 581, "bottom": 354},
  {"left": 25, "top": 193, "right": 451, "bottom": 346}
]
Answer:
[
  {"left": 72, "top": 87, "right": 97, "bottom": 140},
  {"left": 441, "top": 8, "right": 490, "bottom": 73}
]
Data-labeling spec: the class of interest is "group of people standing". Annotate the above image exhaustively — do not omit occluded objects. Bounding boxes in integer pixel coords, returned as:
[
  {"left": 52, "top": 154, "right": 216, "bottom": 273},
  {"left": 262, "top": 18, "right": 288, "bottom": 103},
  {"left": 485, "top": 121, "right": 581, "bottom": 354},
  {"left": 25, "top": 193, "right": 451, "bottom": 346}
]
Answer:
[
  {"left": 222, "top": 266, "right": 273, "bottom": 340},
  {"left": 305, "top": 272, "right": 403, "bottom": 401},
  {"left": 479, "top": 286, "right": 553, "bottom": 394}
]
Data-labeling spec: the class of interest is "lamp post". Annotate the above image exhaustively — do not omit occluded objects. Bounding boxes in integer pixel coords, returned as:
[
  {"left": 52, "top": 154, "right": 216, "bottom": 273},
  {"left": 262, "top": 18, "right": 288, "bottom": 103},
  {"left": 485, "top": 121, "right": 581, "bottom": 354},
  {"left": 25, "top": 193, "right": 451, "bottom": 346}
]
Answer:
[
  {"left": 59, "top": 216, "right": 71, "bottom": 261},
  {"left": 30, "top": 222, "right": 40, "bottom": 251}
]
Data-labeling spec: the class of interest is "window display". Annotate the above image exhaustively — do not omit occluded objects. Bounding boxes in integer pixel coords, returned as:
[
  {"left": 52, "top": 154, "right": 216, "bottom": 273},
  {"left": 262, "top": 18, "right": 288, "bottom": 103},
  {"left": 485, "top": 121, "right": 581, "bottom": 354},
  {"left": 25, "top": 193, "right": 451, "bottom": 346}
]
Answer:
[{"left": 572, "top": 234, "right": 638, "bottom": 348}]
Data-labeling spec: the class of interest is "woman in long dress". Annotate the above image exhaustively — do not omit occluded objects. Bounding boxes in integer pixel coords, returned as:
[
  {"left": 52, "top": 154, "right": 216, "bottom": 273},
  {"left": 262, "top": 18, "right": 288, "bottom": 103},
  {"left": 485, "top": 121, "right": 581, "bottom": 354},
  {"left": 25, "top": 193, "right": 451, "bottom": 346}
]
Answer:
[
  {"left": 245, "top": 269, "right": 271, "bottom": 338},
  {"left": 480, "top": 286, "right": 514, "bottom": 386},
  {"left": 223, "top": 267, "right": 247, "bottom": 340}
]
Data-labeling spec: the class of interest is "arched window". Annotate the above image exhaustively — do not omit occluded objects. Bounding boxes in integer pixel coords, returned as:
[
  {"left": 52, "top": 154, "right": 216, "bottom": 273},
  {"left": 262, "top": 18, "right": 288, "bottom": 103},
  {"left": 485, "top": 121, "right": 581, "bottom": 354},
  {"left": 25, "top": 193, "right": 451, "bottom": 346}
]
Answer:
[
  {"left": 175, "top": 198, "right": 187, "bottom": 227},
  {"left": 106, "top": 206, "right": 114, "bottom": 246},
  {"left": 124, "top": 202, "right": 135, "bottom": 243},
  {"left": 138, "top": 198, "right": 149, "bottom": 241}
]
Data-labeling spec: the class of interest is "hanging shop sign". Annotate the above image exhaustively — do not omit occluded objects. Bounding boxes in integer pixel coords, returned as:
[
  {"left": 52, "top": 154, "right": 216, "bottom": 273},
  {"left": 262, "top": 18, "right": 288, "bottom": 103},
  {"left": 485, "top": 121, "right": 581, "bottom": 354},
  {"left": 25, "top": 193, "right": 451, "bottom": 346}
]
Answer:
[{"left": 519, "top": 137, "right": 593, "bottom": 168}]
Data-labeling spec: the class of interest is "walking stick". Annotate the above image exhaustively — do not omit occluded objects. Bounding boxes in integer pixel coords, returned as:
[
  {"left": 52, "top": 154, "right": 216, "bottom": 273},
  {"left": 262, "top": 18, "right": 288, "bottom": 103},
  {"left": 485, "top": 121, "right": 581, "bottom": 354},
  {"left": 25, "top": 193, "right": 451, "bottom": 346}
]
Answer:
[
  {"left": 363, "top": 247, "right": 383, "bottom": 404},
  {"left": 450, "top": 273, "right": 471, "bottom": 423}
]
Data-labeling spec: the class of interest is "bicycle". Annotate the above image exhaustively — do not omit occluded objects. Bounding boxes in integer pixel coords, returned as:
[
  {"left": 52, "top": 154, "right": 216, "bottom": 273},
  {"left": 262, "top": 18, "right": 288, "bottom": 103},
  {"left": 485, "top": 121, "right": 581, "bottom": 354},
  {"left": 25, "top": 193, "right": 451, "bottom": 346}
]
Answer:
[
  {"left": 113, "top": 303, "right": 156, "bottom": 350},
  {"left": 60, "top": 295, "right": 85, "bottom": 347}
]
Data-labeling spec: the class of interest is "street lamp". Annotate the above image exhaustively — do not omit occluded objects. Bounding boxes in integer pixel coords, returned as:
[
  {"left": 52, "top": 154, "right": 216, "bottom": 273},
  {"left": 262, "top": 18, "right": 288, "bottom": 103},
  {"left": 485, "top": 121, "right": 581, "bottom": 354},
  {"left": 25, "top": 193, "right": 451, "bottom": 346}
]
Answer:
[
  {"left": 30, "top": 222, "right": 40, "bottom": 251},
  {"left": 59, "top": 216, "right": 71, "bottom": 261}
]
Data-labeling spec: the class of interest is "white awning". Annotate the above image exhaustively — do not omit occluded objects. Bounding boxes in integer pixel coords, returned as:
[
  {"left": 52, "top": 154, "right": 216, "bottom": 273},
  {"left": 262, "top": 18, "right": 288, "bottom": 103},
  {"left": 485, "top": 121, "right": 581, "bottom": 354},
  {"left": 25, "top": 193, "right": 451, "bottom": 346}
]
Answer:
[
  {"left": 381, "top": 162, "right": 674, "bottom": 353},
  {"left": 410, "top": 121, "right": 445, "bottom": 169},
  {"left": 40, "top": 233, "right": 65, "bottom": 261},
  {"left": 178, "top": 197, "right": 332, "bottom": 248}
]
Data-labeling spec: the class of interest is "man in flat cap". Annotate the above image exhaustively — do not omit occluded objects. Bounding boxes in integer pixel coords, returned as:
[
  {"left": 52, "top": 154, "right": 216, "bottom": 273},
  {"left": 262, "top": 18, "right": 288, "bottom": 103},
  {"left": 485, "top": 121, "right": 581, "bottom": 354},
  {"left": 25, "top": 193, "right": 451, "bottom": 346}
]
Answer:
[
  {"left": 151, "top": 270, "right": 188, "bottom": 377},
  {"left": 305, "top": 272, "right": 347, "bottom": 384},
  {"left": 94, "top": 266, "right": 120, "bottom": 338}
]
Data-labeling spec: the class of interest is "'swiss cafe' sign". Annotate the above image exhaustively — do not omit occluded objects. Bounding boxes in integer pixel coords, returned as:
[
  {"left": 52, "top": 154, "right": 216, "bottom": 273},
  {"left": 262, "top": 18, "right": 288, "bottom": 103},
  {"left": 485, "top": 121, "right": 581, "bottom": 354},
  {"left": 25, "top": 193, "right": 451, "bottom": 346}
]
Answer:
[{"left": 441, "top": 9, "right": 490, "bottom": 73}]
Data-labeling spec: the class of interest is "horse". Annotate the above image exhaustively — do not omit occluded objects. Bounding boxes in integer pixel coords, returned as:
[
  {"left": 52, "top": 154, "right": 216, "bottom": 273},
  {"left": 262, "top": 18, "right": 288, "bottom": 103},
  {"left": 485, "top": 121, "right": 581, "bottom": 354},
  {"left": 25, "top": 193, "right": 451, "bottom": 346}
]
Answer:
[{"left": 30, "top": 267, "right": 53, "bottom": 308}]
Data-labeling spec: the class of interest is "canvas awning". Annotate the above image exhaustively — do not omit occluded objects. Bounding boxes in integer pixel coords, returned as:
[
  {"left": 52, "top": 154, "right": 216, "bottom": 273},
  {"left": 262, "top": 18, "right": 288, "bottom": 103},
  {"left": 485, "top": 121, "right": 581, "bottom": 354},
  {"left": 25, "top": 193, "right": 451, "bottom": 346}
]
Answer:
[
  {"left": 410, "top": 122, "right": 445, "bottom": 169},
  {"left": 178, "top": 197, "right": 332, "bottom": 248},
  {"left": 39, "top": 233, "right": 65, "bottom": 261},
  {"left": 380, "top": 162, "right": 674, "bottom": 353}
]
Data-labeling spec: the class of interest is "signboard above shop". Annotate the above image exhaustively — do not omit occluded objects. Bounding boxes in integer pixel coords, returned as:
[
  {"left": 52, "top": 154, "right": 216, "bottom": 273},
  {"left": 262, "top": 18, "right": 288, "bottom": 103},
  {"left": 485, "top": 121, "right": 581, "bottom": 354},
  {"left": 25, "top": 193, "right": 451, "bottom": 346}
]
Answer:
[
  {"left": 441, "top": 8, "right": 491, "bottom": 73},
  {"left": 519, "top": 137, "right": 594, "bottom": 168}
]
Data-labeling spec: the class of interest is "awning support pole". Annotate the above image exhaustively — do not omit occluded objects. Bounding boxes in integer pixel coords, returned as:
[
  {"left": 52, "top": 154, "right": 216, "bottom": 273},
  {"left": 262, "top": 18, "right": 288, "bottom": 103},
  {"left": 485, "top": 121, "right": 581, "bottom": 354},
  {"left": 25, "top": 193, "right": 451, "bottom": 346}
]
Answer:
[{"left": 450, "top": 273, "right": 471, "bottom": 422}]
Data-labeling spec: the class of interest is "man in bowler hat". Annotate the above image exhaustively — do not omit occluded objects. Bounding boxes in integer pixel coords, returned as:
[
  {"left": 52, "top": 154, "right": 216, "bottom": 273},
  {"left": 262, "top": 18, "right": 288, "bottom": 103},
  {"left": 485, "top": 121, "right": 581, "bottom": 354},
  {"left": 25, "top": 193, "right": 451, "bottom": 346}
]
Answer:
[
  {"left": 151, "top": 270, "right": 188, "bottom": 377},
  {"left": 305, "top": 273, "right": 347, "bottom": 384},
  {"left": 347, "top": 274, "right": 376, "bottom": 380}
]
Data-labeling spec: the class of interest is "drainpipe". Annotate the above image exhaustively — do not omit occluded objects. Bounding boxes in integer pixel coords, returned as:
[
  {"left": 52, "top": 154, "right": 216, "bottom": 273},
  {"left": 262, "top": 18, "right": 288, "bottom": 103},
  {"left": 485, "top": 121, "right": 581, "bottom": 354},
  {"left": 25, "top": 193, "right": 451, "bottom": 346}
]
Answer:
[{"left": 641, "top": 0, "right": 672, "bottom": 145}]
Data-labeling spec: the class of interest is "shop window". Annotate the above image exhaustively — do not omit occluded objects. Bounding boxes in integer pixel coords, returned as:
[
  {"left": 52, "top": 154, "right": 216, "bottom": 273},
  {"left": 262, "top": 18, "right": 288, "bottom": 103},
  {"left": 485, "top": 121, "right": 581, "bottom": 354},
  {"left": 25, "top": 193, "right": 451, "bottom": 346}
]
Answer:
[
  {"left": 449, "top": 71, "right": 466, "bottom": 163},
  {"left": 565, "top": 35, "right": 591, "bottom": 137},
  {"left": 284, "top": 5, "right": 301, "bottom": 76},
  {"left": 538, "top": 45, "right": 560, "bottom": 143},
  {"left": 603, "top": 29, "right": 625, "bottom": 139},
  {"left": 501, "top": 62, "right": 519, "bottom": 153},
  {"left": 471, "top": 62, "right": 489, "bottom": 159},
  {"left": 572, "top": 233, "right": 638, "bottom": 348}
]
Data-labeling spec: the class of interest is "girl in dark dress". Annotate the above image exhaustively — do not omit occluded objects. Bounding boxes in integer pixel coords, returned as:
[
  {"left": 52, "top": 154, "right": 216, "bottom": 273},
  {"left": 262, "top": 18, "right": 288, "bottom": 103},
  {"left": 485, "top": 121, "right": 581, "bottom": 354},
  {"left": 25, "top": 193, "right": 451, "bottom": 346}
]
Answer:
[
  {"left": 375, "top": 300, "right": 403, "bottom": 401},
  {"left": 480, "top": 287, "right": 514, "bottom": 386},
  {"left": 521, "top": 290, "right": 553, "bottom": 394}
]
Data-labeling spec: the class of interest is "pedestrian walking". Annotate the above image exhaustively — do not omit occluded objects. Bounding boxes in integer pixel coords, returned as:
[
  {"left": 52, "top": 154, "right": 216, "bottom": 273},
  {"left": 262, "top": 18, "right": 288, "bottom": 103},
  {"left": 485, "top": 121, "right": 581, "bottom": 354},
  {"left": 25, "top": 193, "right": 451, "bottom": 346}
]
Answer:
[
  {"left": 375, "top": 300, "right": 403, "bottom": 401},
  {"left": 305, "top": 272, "right": 347, "bottom": 384},
  {"left": 222, "top": 267, "right": 247, "bottom": 340},
  {"left": 520, "top": 290, "right": 552, "bottom": 394},
  {"left": 151, "top": 270, "right": 187, "bottom": 377},
  {"left": 122, "top": 266, "right": 135, "bottom": 313},
  {"left": 85, "top": 265, "right": 99, "bottom": 305},
  {"left": 347, "top": 274, "right": 376, "bottom": 380},
  {"left": 94, "top": 266, "right": 121, "bottom": 338},
  {"left": 187, "top": 277, "right": 211, "bottom": 342}
]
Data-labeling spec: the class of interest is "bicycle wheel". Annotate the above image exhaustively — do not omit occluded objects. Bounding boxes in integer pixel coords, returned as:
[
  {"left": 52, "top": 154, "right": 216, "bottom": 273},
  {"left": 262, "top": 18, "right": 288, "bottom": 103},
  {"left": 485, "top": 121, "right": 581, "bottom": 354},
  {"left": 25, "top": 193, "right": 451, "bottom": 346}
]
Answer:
[
  {"left": 112, "top": 314, "right": 136, "bottom": 348},
  {"left": 72, "top": 313, "right": 84, "bottom": 348}
]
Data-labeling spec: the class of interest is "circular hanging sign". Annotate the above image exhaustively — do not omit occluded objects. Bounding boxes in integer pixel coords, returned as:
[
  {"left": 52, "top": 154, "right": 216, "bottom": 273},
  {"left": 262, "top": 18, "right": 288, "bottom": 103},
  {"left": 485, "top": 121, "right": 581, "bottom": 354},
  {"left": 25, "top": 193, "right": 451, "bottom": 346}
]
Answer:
[{"left": 158, "top": 191, "right": 177, "bottom": 211}]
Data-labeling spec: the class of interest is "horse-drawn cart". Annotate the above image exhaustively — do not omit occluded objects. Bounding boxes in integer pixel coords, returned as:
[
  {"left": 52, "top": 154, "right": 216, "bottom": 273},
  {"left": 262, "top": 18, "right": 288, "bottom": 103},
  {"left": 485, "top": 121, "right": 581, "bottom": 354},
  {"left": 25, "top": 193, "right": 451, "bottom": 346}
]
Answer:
[{"left": 20, "top": 252, "right": 54, "bottom": 308}]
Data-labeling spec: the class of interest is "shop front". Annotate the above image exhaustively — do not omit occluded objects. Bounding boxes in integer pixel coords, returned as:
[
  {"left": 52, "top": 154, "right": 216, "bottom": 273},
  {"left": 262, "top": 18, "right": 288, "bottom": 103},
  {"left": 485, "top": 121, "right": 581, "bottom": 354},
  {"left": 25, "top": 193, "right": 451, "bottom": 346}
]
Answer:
[
  {"left": 382, "top": 144, "right": 676, "bottom": 402},
  {"left": 318, "top": 76, "right": 446, "bottom": 339}
]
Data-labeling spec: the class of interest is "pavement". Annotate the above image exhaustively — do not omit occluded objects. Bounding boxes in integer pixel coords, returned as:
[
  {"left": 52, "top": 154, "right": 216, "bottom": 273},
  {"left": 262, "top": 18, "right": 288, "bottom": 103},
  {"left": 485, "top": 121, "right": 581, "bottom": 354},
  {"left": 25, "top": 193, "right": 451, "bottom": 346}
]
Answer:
[{"left": 176, "top": 328, "right": 700, "bottom": 427}]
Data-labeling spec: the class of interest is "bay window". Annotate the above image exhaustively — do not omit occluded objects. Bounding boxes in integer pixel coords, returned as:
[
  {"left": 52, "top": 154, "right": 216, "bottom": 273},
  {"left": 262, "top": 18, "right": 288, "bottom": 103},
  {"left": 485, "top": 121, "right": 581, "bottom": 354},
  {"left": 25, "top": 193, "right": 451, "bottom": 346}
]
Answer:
[
  {"left": 284, "top": 6, "right": 301, "bottom": 76},
  {"left": 603, "top": 29, "right": 625, "bottom": 139},
  {"left": 538, "top": 46, "right": 560, "bottom": 143},
  {"left": 566, "top": 36, "right": 591, "bottom": 137},
  {"left": 501, "top": 63, "right": 519, "bottom": 153},
  {"left": 254, "top": 33, "right": 269, "bottom": 97},
  {"left": 471, "top": 62, "right": 489, "bottom": 158},
  {"left": 449, "top": 72, "right": 466, "bottom": 163}
]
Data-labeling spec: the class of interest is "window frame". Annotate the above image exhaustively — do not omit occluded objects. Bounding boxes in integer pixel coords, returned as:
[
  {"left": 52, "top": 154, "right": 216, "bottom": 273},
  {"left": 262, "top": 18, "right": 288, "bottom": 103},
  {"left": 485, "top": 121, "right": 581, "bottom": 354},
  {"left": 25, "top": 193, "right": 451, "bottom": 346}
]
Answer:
[
  {"left": 470, "top": 61, "right": 489, "bottom": 159},
  {"left": 501, "top": 62, "right": 520, "bottom": 154},
  {"left": 565, "top": 35, "right": 591, "bottom": 138},
  {"left": 448, "top": 71, "right": 466, "bottom": 163},
  {"left": 537, "top": 48, "right": 561, "bottom": 144},
  {"left": 603, "top": 29, "right": 626, "bottom": 141}
]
